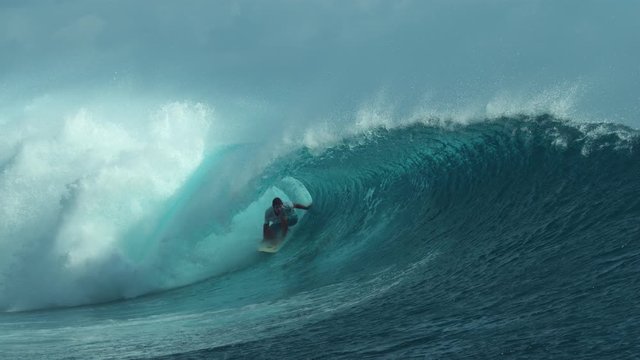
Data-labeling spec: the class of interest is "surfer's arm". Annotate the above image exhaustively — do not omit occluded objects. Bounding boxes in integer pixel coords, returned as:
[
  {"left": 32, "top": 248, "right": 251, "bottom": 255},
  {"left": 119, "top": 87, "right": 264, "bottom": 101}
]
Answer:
[
  {"left": 263, "top": 210, "right": 274, "bottom": 240},
  {"left": 293, "top": 203, "right": 311, "bottom": 210},
  {"left": 263, "top": 223, "right": 274, "bottom": 240}
]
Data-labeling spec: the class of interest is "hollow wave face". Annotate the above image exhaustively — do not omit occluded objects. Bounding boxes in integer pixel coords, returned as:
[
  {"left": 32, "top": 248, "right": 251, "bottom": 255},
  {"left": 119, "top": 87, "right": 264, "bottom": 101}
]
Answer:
[{"left": 275, "top": 115, "right": 639, "bottom": 274}]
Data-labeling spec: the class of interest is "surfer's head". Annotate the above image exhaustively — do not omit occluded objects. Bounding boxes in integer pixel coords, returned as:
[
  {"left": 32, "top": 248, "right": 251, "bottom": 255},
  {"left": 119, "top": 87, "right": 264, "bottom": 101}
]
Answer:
[
  {"left": 272, "top": 197, "right": 283, "bottom": 208},
  {"left": 272, "top": 197, "right": 284, "bottom": 215}
]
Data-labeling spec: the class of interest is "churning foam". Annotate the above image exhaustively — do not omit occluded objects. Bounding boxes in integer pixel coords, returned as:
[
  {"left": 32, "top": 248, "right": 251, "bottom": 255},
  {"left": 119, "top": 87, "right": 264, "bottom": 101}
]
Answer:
[{"left": 0, "top": 99, "right": 212, "bottom": 311}]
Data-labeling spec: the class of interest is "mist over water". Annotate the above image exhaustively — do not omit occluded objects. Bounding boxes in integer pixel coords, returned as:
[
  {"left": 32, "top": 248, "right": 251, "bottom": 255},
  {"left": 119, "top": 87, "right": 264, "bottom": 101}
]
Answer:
[
  {"left": 2, "top": 0, "right": 640, "bottom": 126},
  {"left": 1, "top": 1, "right": 639, "bottom": 359}
]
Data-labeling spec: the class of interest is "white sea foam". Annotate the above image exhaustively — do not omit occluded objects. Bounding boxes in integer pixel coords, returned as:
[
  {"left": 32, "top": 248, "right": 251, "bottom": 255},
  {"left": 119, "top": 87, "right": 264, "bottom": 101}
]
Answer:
[{"left": 0, "top": 98, "right": 213, "bottom": 311}]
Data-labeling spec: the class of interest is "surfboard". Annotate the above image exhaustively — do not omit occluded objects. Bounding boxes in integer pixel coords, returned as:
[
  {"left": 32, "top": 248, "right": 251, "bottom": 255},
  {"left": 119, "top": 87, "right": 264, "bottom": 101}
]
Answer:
[{"left": 257, "top": 237, "right": 287, "bottom": 253}]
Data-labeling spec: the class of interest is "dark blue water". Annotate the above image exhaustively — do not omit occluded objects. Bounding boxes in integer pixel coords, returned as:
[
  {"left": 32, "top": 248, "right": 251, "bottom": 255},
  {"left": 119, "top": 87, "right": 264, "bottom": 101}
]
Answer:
[{"left": 1, "top": 115, "right": 638, "bottom": 359}]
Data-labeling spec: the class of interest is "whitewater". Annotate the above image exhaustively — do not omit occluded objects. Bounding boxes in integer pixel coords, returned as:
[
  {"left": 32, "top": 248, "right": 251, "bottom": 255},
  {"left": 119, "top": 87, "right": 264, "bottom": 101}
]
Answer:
[{"left": 1, "top": 1, "right": 640, "bottom": 359}]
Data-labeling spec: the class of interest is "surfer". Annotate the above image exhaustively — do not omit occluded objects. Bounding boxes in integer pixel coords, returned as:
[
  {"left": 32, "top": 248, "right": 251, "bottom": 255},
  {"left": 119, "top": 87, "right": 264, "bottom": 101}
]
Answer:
[{"left": 263, "top": 197, "right": 311, "bottom": 242}]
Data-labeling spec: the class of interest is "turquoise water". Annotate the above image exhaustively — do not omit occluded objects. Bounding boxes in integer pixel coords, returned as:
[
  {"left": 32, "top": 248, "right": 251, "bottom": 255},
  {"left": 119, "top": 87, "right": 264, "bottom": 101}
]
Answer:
[{"left": 1, "top": 1, "right": 640, "bottom": 359}]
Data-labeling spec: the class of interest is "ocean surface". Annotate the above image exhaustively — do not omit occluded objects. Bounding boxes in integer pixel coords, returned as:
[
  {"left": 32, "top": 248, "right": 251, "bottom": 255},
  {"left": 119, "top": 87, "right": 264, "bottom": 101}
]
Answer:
[{"left": 1, "top": 1, "right": 640, "bottom": 359}]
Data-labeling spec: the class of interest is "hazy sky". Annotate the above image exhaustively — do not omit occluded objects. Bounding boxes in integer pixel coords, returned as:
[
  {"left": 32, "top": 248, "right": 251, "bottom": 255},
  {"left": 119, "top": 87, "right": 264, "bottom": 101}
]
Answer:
[{"left": 1, "top": 0, "right": 639, "bottom": 127}]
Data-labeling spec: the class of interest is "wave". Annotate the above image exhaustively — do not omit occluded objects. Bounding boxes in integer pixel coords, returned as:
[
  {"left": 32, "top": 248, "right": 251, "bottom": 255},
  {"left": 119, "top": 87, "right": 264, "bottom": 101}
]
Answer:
[
  {"left": 2, "top": 113, "right": 639, "bottom": 359},
  {"left": 1, "top": 113, "right": 638, "bottom": 314}
]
